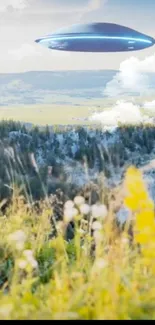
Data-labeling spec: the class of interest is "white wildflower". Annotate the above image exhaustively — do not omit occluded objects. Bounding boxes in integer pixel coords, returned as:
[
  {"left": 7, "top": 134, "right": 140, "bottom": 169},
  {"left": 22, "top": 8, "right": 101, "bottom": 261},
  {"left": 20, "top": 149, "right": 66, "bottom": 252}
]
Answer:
[
  {"left": 74, "top": 196, "right": 85, "bottom": 206},
  {"left": 8, "top": 230, "right": 27, "bottom": 251},
  {"left": 64, "top": 200, "right": 74, "bottom": 209},
  {"left": 93, "top": 230, "right": 103, "bottom": 243},
  {"left": 64, "top": 208, "right": 78, "bottom": 223},
  {"left": 23, "top": 250, "right": 38, "bottom": 269},
  {"left": 0, "top": 304, "right": 13, "bottom": 318},
  {"left": 79, "top": 204, "right": 90, "bottom": 215},
  {"left": 91, "top": 204, "right": 108, "bottom": 219},
  {"left": 18, "top": 259, "right": 28, "bottom": 270},
  {"left": 94, "top": 258, "right": 108, "bottom": 270},
  {"left": 23, "top": 250, "right": 33, "bottom": 259},
  {"left": 92, "top": 221, "right": 102, "bottom": 231},
  {"left": 30, "top": 258, "right": 38, "bottom": 269},
  {"left": 8, "top": 230, "right": 26, "bottom": 242}
]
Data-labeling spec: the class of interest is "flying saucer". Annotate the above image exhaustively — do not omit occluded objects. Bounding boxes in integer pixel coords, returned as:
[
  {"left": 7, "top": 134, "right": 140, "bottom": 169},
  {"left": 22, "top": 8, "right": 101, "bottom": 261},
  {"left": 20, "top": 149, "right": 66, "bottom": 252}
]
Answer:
[{"left": 35, "top": 22, "right": 155, "bottom": 52}]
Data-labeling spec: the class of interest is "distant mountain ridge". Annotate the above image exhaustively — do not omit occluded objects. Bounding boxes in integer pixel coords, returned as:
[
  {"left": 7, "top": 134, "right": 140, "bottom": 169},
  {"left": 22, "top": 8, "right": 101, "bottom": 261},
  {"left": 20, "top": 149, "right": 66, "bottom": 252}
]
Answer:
[
  {"left": 0, "top": 70, "right": 155, "bottom": 106},
  {"left": 0, "top": 70, "right": 117, "bottom": 106},
  {"left": 0, "top": 70, "right": 117, "bottom": 90}
]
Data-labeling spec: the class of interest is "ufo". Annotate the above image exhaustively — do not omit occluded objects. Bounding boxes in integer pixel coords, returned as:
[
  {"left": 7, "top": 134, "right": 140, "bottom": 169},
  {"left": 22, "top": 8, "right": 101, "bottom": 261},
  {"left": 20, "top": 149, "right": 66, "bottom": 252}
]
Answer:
[{"left": 35, "top": 22, "right": 155, "bottom": 53}]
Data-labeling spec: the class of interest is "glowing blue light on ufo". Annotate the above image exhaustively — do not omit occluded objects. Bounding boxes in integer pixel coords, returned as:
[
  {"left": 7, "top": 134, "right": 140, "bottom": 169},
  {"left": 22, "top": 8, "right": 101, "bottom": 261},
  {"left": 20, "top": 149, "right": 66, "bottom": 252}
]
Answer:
[{"left": 39, "top": 36, "right": 152, "bottom": 44}]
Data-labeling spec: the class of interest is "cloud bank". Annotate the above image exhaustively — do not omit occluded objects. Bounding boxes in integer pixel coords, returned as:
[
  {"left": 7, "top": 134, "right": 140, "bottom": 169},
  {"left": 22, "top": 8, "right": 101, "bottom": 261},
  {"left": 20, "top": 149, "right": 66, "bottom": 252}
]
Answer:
[
  {"left": 78, "top": 0, "right": 105, "bottom": 20},
  {"left": 89, "top": 100, "right": 154, "bottom": 128},
  {"left": 8, "top": 44, "right": 42, "bottom": 60},
  {"left": 144, "top": 100, "right": 155, "bottom": 113},
  {"left": 104, "top": 53, "right": 155, "bottom": 97},
  {"left": 0, "top": 0, "right": 29, "bottom": 12}
]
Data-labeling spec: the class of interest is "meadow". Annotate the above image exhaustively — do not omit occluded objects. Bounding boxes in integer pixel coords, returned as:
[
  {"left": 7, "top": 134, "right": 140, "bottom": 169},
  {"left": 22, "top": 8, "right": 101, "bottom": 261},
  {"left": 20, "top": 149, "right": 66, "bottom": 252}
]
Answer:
[
  {"left": 0, "top": 94, "right": 155, "bottom": 126},
  {"left": 0, "top": 166, "right": 155, "bottom": 320},
  {"left": 0, "top": 104, "right": 92, "bottom": 126}
]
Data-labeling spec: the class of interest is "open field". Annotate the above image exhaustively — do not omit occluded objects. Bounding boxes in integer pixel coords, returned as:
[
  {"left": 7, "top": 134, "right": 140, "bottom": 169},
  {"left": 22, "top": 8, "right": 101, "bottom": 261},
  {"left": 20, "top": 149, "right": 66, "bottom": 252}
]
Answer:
[
  {"left": 0, "top": 95, "right": 155, "bottom": 126},
  {"left": 0, "top": 103, "right": 104, "bottom": 125}
]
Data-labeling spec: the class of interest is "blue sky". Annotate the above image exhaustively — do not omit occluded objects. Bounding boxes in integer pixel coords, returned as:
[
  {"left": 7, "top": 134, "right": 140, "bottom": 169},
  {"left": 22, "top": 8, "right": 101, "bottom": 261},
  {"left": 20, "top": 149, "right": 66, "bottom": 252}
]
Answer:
[{"left": 0, "top": 0, "right": 154, "bottom": 72}]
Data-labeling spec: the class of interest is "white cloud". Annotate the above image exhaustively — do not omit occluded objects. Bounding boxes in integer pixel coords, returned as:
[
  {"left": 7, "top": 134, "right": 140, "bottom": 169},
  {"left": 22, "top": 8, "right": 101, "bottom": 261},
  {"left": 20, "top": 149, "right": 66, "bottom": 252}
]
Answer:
[
  {"left": 144, "top": 100, "right": 155, "bottom": 108},
  {"left": 0, "top": 0, "right": 29, "bottom": 12},
  {"left": 89, "top": 100, "right": 153, "bottom": 127},
  {"left": 8, "top": 44, "right": 42, "bottom": 60},
  {"left": 74, "top": 0, "right": 108, "bottom": 21},
  {"left": 104, "top": 53, "right": 155, "bottom": 97},
  {"left": 34, "top": 0, "right": 103, "bottom": 15},
  {"left": 79, "top": 0, "right": 103, "bottom": 17},
  {"left": 144, "top": 100, "right": 155, "bottom": 113},
  {"left": 0, "top": 0, "right": 105, "bottom": 16}
]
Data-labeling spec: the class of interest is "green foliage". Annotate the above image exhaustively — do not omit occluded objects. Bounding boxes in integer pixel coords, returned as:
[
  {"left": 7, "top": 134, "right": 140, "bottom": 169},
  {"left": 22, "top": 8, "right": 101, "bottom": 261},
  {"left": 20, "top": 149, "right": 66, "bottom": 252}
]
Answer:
[
  {"left": 36, "top": 243, "right": 55, "bottom": 284},
  {"left": 0, "top": 247, "right": 14, "bottom": 289}
]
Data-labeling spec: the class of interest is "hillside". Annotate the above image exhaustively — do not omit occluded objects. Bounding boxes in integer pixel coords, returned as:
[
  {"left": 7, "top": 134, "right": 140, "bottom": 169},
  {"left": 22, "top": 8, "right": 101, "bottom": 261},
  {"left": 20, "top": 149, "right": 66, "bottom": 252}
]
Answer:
[
  {"left": 0, "top": 70, "right": 117, "bottom": 106},
  {"left": 1, "top": 70, "right": 155, "bottom": 106},
  {"left": 0, "top": 120, "right": 155, "bottom": 224}
]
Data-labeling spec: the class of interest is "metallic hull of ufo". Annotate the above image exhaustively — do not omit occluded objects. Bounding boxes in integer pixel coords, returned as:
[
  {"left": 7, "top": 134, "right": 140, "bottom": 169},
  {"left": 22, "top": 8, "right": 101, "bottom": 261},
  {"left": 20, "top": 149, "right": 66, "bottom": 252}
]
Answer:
[{"left": 35, "top": 23, "right": 155, "bottom": 52}]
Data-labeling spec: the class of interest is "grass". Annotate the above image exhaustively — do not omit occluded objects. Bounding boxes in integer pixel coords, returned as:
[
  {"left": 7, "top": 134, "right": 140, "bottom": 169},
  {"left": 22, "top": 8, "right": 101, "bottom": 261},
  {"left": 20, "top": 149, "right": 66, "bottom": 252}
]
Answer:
[
  {"left": 0, "top": 103, "right": 103, "bottom": 126},
  {"left": 0, "top": 166, "right": 155, "bottom": 319},
  {"left": 0, "top": 94, "right": 155, "bottom": 126}
]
